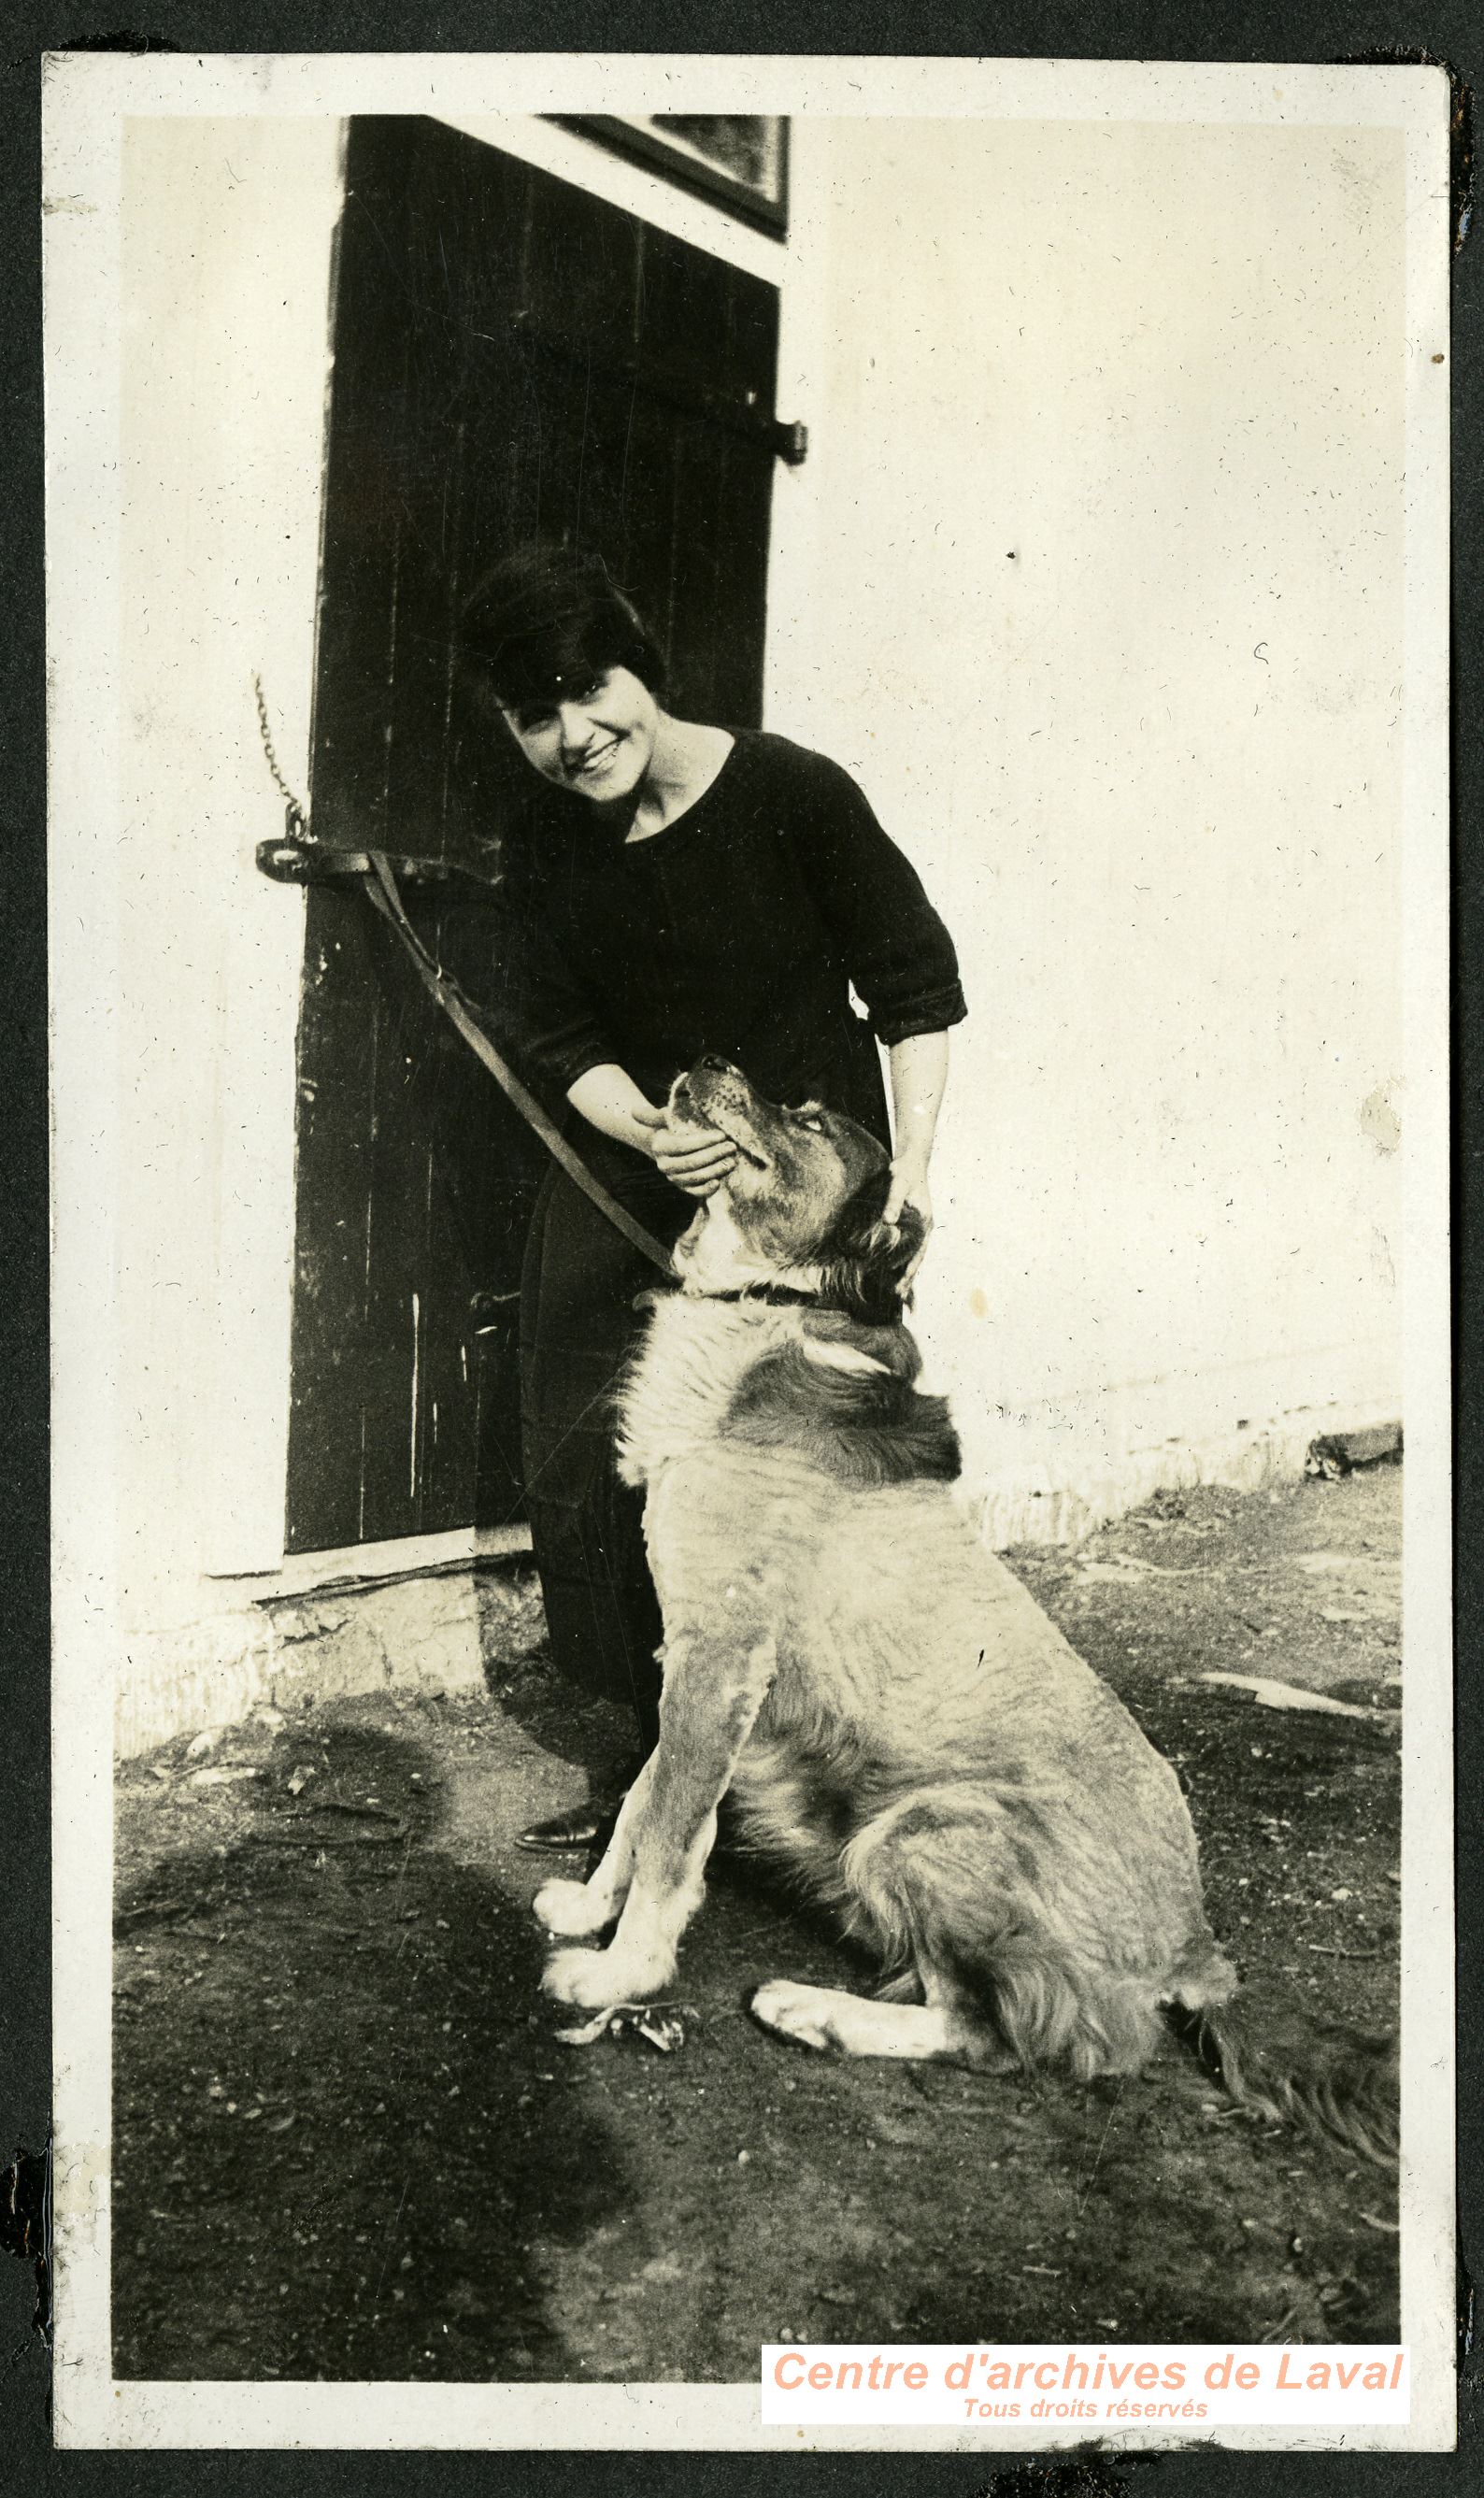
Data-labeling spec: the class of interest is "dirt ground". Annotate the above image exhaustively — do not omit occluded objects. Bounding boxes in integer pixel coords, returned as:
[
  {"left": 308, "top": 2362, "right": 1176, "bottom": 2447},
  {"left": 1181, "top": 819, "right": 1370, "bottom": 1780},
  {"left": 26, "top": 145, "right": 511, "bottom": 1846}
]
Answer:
[{"left": 113, "top": 1466, "right": 1401, "bottom": 2382}]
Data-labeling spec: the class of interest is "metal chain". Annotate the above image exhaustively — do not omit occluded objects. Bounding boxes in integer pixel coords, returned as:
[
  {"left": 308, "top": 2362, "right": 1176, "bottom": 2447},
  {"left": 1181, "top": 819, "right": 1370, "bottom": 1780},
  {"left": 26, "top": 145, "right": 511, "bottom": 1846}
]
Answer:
[{"left": 252, "top": 675, "right": 308, "bottom": 831}]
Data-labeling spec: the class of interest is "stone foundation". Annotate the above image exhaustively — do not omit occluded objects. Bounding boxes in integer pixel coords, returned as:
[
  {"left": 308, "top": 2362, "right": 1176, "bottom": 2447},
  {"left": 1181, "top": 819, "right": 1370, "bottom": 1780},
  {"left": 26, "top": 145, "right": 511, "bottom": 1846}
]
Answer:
[{"left": 116, "top": 1562, "right": 549, "bottom": 1759}]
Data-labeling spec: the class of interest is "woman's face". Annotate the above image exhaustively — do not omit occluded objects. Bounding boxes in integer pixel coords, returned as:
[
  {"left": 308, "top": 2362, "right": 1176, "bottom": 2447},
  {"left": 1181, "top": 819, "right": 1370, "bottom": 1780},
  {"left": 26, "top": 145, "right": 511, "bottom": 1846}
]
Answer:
[{"left": 498, "top": 665, "right": 660, "bottom": 803}]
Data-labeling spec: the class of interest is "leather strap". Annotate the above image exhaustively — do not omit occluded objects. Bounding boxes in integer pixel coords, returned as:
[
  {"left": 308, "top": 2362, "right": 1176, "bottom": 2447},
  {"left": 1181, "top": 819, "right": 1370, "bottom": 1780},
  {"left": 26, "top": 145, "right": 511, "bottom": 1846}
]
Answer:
[{"left": 361, "top": 849, "right": 678, "bottom": 1279}]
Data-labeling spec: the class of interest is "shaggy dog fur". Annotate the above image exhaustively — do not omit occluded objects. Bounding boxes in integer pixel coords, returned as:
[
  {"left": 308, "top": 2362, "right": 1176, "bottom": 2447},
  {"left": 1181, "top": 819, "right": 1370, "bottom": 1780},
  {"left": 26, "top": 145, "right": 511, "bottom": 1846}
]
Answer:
[{"left": 534, "top": 1060, "right": 1393, "bottom": 2157}]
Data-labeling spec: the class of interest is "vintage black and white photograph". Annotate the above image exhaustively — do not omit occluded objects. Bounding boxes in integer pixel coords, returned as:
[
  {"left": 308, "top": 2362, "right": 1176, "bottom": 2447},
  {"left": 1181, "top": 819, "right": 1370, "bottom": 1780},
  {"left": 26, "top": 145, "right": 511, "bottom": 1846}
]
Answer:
[{"left": 45, "top": 52, "right": 1451, "bottom": 2451}]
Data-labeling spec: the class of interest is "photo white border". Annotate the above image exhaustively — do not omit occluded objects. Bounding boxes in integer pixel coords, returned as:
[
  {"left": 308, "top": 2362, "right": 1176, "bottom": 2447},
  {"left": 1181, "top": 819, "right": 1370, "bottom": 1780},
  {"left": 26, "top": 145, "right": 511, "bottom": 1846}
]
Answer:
[{"left": 46, "top": 49, "right": 1454, "bottom": 2454}]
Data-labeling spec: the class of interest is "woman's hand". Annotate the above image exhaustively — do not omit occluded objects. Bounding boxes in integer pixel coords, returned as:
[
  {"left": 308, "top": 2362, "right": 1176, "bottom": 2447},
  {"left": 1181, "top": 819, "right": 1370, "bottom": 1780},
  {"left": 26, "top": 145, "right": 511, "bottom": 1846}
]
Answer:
[
  {"left": 634, "top": 1103, "right": 739, "bottom": 1198},
  {"left": 883, "top": 1163, "right": 934, "bottom": 1295},
  {"left": 565, "top": 1072, "right": 738, "bottom": 1194}
]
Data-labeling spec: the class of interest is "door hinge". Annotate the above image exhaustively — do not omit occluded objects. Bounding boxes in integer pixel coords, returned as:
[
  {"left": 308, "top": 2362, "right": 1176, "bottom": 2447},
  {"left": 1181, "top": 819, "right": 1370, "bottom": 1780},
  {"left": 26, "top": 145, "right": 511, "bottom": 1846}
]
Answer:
[
  {"left": 256, "top": 831, "right": 496, "bottom": 899},
  {"left": 507, "top": 310, "right": 807, "bottom": 466}
]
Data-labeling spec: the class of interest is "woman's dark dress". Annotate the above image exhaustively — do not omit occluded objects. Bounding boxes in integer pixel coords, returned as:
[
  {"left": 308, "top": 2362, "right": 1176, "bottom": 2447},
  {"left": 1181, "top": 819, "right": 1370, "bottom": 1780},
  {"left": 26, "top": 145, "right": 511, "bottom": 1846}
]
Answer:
[{"left": 504, "top": 728, "right": 966, "bottom": 1749}]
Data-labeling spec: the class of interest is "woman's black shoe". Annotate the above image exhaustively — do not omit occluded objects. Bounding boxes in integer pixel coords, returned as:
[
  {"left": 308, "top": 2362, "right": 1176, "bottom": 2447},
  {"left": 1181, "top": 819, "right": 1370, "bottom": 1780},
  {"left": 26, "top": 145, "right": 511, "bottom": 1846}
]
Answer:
[
  {"left": 515, "top": 1756, "right": 645, "bottom": 1853},
  {"left": 515, "top": 1797, "right": 619, "bottom": 1852}
]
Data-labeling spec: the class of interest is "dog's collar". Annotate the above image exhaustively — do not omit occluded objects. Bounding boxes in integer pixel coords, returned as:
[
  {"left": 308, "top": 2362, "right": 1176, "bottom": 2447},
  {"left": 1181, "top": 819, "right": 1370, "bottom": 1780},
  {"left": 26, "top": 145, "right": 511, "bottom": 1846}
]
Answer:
[
  {"left": 632, "top": 1279, "right": 835, "bottom": 1318},
  {"left": 700, "top": 1282, "right": 827, "bottom": 1309}
]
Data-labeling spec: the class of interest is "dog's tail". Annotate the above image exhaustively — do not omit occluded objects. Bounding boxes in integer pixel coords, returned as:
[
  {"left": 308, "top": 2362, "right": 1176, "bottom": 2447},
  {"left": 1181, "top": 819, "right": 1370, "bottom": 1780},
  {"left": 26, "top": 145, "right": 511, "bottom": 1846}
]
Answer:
[{"left": 1177, "top": 2000, "right": 1398, "bottom": 2167}]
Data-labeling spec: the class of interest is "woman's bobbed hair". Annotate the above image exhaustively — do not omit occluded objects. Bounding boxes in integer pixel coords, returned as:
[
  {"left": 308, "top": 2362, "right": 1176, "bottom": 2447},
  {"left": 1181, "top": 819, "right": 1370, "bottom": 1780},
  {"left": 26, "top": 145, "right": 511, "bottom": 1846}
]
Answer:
[{"left": 458, "top": 543, "right": 665, "bottom": 711}]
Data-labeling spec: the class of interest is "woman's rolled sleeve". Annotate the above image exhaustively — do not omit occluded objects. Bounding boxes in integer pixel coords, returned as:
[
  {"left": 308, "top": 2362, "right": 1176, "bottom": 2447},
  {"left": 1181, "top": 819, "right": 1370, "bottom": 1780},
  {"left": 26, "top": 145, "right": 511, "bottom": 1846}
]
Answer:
[
  {"left": 789, "top": 751, "right": 968, "bottom": 1042},
  {"left": 502, "top": 908, "right": 621, "bottom": 1098},
  {"left": 872, "top": 975, "right": 969, "bottom": 1048}
]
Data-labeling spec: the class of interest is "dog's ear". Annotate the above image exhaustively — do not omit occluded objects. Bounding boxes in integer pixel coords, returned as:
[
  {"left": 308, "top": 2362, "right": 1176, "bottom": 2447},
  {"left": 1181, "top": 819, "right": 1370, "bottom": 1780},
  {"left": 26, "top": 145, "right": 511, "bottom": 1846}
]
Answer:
[{"left": 814, "top": 1180, "right": 924, "bottom": 1326}]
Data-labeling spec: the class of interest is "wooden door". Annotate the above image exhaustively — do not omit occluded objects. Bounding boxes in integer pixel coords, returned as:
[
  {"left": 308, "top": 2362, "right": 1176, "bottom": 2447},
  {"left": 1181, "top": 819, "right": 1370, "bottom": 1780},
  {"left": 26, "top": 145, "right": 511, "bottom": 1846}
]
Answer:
[{"left": 286, "top": 117, "right": 782, "bottom": 1553}]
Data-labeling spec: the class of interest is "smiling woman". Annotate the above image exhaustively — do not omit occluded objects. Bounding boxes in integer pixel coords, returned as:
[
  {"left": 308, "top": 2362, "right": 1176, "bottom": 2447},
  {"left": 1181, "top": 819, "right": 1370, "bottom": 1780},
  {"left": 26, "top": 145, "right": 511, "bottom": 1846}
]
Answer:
[{"left": 455, "top": 544, "right": 967, "bottom": 1842}]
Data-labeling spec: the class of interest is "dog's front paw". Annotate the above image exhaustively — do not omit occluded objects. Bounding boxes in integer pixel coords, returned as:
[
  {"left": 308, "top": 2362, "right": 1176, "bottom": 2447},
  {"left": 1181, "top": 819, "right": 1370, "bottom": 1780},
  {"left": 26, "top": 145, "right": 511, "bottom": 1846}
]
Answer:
[
  {"left": 533, "top": 1878, "right": 612, "bottom": 1939},
  {"left": 543, "top": 1944, "right": 669, "bottom": 2011},
  {"left": 543, "top": 1947, "right": 625, "bottom": 2011}
]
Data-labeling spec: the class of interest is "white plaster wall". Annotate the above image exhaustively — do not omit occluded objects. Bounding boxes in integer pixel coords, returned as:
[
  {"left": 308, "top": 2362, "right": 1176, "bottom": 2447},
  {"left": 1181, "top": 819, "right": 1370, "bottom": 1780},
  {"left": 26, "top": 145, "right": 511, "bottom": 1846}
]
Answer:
[
  {"left": 768, "top": 118, "right": 1406, "bottom": 1509},
  {"left": 118, "top": 118, "right": 343, "bottom": 1627}
]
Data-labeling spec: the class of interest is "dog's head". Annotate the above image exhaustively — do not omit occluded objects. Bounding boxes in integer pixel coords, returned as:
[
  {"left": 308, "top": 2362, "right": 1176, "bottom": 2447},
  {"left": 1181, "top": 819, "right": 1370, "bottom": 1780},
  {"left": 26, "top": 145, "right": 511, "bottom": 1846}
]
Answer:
[{"left": 667, "top": 1057, "right": 923, "bottom": 1324}]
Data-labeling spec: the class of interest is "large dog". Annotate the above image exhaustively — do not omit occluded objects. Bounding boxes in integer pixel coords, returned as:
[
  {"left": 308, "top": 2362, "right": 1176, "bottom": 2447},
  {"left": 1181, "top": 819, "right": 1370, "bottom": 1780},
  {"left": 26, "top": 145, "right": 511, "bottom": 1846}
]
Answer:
[{"left": 534, "top": 1059, "right": 1391, "bottom": 2154}]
